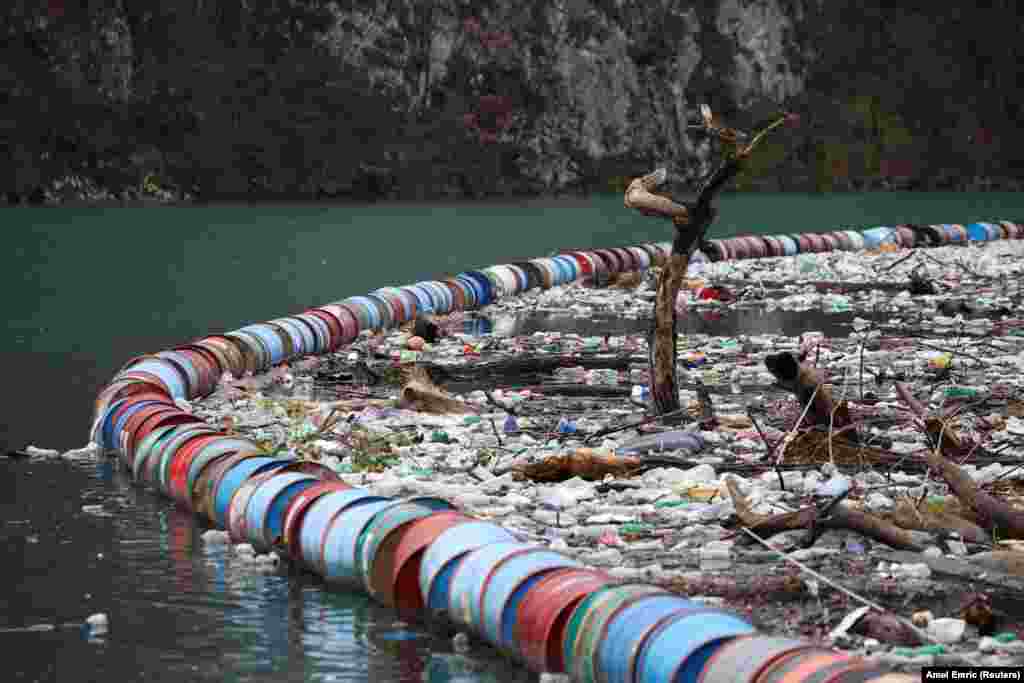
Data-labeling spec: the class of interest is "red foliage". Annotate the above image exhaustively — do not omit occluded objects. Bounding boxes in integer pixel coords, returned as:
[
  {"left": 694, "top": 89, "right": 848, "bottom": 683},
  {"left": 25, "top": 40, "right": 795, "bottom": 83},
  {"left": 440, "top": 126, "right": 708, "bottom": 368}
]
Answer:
[
  {"left": 478, "top": 94, "right": 512, "bottom": 114},
  {"left": 879, "top": 158, "right": 915, "bottom": 178},
  {"left": 481, "top": 31, "right": 514, "bottom": 50}
]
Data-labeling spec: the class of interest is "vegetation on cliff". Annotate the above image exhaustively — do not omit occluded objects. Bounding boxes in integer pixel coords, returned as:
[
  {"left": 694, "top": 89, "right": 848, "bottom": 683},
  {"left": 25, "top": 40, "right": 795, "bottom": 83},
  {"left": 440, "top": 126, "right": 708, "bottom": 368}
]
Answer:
[{"left": 2, "top": 1, "right": 1020, "bottom": 203}]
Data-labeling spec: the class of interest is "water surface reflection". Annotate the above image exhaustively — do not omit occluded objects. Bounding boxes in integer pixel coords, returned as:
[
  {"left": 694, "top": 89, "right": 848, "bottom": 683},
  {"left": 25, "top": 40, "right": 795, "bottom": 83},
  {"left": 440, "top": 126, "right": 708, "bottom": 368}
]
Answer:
[{"left": 0, "top": 459, "right": 535, "bottom": 683}]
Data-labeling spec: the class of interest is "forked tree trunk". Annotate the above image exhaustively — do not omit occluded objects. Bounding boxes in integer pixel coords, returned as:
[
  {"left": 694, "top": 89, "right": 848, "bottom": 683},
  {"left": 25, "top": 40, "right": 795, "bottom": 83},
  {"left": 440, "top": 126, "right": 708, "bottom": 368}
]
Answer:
[{"left": 626, "top": 158, "right": 744, "bottom": 415}]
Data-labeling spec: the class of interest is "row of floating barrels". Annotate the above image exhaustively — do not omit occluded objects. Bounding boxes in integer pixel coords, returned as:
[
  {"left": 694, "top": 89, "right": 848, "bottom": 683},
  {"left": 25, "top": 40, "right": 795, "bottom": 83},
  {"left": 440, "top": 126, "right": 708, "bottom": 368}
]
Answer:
[
  {"left": 91, "top": 243, "right": 673, "bottom": 408},
  {"left": 703, "top": 220, "right": 1024, "bottom": 262},
  {"left": 90, "top": 233, "right": 954, "bottom": 682},
  {"left": 89, "top": 389, "right": 913, "bottom": 683}
]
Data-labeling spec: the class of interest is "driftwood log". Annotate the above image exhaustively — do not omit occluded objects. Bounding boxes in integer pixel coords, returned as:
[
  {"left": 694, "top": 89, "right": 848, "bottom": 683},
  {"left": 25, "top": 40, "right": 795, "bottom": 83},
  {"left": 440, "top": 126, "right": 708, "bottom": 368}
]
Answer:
[
  {"left": 895, "top": 382, "right": 1024, "bottom": 540},
  {"left": 764, "top": 351, "right": 852, "bottom": 431},
  {"left": 724, "top": 475, "right": 926, "bottom": 551}
]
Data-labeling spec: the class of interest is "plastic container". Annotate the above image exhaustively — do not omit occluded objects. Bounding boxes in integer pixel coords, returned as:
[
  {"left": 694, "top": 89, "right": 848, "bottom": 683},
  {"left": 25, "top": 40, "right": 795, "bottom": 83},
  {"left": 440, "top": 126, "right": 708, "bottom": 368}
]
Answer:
[
  {"left": 132, "top": 424, "right": 185, "bottom": 481},
  {"left": 479, "top": 548, "right": 582, "bottom": 651},
  {"left": 633, "top": 609, "right": 755, "bottom": 683},
  {"left": 598, "top": 597, "right": 708, "bottom": 683},
  {"left": 321, "top": 499, "right": 397, "bottom": 587},
  {"left": 138, "top": 425, "right": 216, "bottom": 484},
  {"left": 359, "top": 500, "right": 459, "bottom": 604},
  {"left": 967, "top": 223, "right": 991, "bottom": 241},
  {"left": 227, "top": 468, "right": 284, "bottom": 544},
  {"left": 279, "top": 481, "right": 353, "bottom": 558},
  {"left": 696, "top": 635, "right": 820, "bottom": 683},
  {"left": 564, "top": 585, "right": 669, "bottom": 683},
  {"left": 185, "top": 437, "right": 262, "bottom": 503},
  {"left": 193, "top": 451, "right": 264, "bottom": 520},
  {"left": 754, "top": 649, "right": 860, "bottom": 683},
  {"left": 390, "top": 512, "right": 471, "bottom": 612},
  {"left": 298, "top": 489, "right": 387, "bottom": 573},
  {"left": 212, "top": 457, "right": 291, "bottom": 528},
  {"left": 332, "top": 497, "right": 454, "bottom": 589},
  {"left": 243, "top": 472, "right": 320, "bottom": 551},
  {"left": 419, "top": 521, "right": 518, "bottom": 612},
  {"left": 615, "top": 430, "right": 704, "bottom": 456},
  {"left": 447, "top": 542, "right": 530, "bottom": 630},
  {"left": 515, "top": 568, "right": 611, "bottom": 673}
]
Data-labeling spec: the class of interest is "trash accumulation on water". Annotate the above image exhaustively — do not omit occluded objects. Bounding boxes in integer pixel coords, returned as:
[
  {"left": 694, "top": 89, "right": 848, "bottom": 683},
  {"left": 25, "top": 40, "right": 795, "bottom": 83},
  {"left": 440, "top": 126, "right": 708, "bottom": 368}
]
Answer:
[{"left": 47, "top": 231, "right": 1024, "bottom": 680}]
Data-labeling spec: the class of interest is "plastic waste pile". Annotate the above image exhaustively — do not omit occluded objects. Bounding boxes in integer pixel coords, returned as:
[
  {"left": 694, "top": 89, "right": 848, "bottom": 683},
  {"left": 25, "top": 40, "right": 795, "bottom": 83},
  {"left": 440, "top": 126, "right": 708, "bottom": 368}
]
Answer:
[{"left": 87, "top": 220, "right": 1024, "bottom": 682}]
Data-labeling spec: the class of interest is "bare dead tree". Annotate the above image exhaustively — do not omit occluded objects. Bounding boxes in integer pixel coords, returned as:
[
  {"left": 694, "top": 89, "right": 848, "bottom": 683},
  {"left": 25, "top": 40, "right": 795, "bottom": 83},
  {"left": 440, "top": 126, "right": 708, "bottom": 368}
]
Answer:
[{"left": 625, "top": 106, "right": 791, "bottom": 415}]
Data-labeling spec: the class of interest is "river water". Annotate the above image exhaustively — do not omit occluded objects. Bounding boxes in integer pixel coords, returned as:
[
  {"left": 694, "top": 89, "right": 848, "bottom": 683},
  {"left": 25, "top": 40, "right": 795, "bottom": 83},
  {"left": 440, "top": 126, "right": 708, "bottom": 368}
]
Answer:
[
  {"left": 1, "top": 456, "right": 532, "bottom": 683},
  {"left": 4, "top": 192, "right": 1024, "bottom": 681}
]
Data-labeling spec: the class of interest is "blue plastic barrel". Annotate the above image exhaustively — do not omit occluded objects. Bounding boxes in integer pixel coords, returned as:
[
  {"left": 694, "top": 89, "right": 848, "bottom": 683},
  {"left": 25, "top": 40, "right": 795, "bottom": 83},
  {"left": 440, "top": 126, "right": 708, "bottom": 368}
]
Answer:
[
  {"left": 467, "top": 271, "right": 496, "bottom": 305},
  {"left": 185, "top": 437, "right": 260, "bottom": 497},
  {"left": 399, "top": 286, "right": 429, "bottom": 317},
  {"left": 212, "top": 457, "right": 290, "bottom": 528},
  {"left": 345, "top": 297, "right": 382, "bottom": 329},
  {"left": 422, "top": 282, "right": 453, "bottom": 313},
  {"left": 945, "top": 224, "right": 966, "bottom": 242},
  {"left": 434, "top": 280, "right": 457, "bottom": 312},
  {"left": 266, "top": 319, "right": 302, "bottom": 358},
  {"left": 456, "top": 275, "right": 483, "bottom": 307},
  {"left": 131, "top": 424, "right": 181, "bottom": 480},
  {"left": 227, "top": 330, "right": 272, "bottom": 371},
  {"left": 447, "top": 542, "right": 530, "bottom": 629},
  {"left": 95, "top": 398, "right": 130, "bottom": 449},
  {"left": 374, "top": 288, "right": 411, "bottom": 323},
  {"left": 967, "top": 223, "right": 990, "bottom": 241},
  {"left": 108, "top": 400, "right": 164, "bottom": 451},
  {"left": 295, "top": 314, "right": 330, "bottom": 354},
  {"left": 141, "top": 424, "right": 215, "bottom": 484},
  {"left": 244, "top": 472, "right": 320, "bottom": 551},
  {"left": 298, "top": 489, "right": 386, "bottom": 573},
  {"left": 564, "top": 585, "right": 670, "bottom": 683},
  {"left": 119, "top": 359, "right": 188, "bottom": 399},
  {"left": 480, "top": 548, "right": 582, "bottom": 651},
  {"left": 596, "top": 597, "right": 705, "bottom": 683},
  {"left": 241, "top": 325, "right": 286, "bottom": 364},
  {"left": 153, "top": 351, "right": 201, "bottom": 399},
  {"left": 419, "top": 522, "right": 519, "bottom": 612},
  {"left": 285, "top": 317, "right": 320, "bottom": 355},
  {"left": 862, "top": 227, "right": 897, "bottom": 250},
  {"left": 634, "top": 610, "right": 755, "bottom": 683},
  {"left": 322, "top": 499, "right": 396, "bottom": 587},
  {"left": 556, "top": 255, "right": 581, "bottom": 282},
  {"left": 695, "top": 635, "right": 817, "bottom": 683},
  {"left": 452, "top": 277, "right": 477, "bottom": 308},
  {"left": 408, "top": 285, "right": 436, "bottom": 315}
]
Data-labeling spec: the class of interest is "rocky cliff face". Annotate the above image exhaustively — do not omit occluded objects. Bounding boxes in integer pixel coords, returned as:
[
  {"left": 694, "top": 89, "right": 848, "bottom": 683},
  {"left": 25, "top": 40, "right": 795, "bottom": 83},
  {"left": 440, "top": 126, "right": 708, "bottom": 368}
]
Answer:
[{"left": 2, "top": 1, "right": 1020, "bottom": 202}]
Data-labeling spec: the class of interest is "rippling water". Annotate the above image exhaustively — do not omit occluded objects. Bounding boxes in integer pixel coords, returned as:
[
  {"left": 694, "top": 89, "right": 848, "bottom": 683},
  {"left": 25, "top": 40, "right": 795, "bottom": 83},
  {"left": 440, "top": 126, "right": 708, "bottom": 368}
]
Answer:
[{"left": 0, "top": 458, "right": 535, "bottom": 683}]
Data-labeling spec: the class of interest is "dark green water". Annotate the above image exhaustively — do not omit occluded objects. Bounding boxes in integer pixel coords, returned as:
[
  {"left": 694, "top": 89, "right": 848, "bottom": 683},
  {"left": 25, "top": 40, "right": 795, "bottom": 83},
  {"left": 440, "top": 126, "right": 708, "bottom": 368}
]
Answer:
[{"left": 3, "top": 192, "right": 1024, "bottom": 683}]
